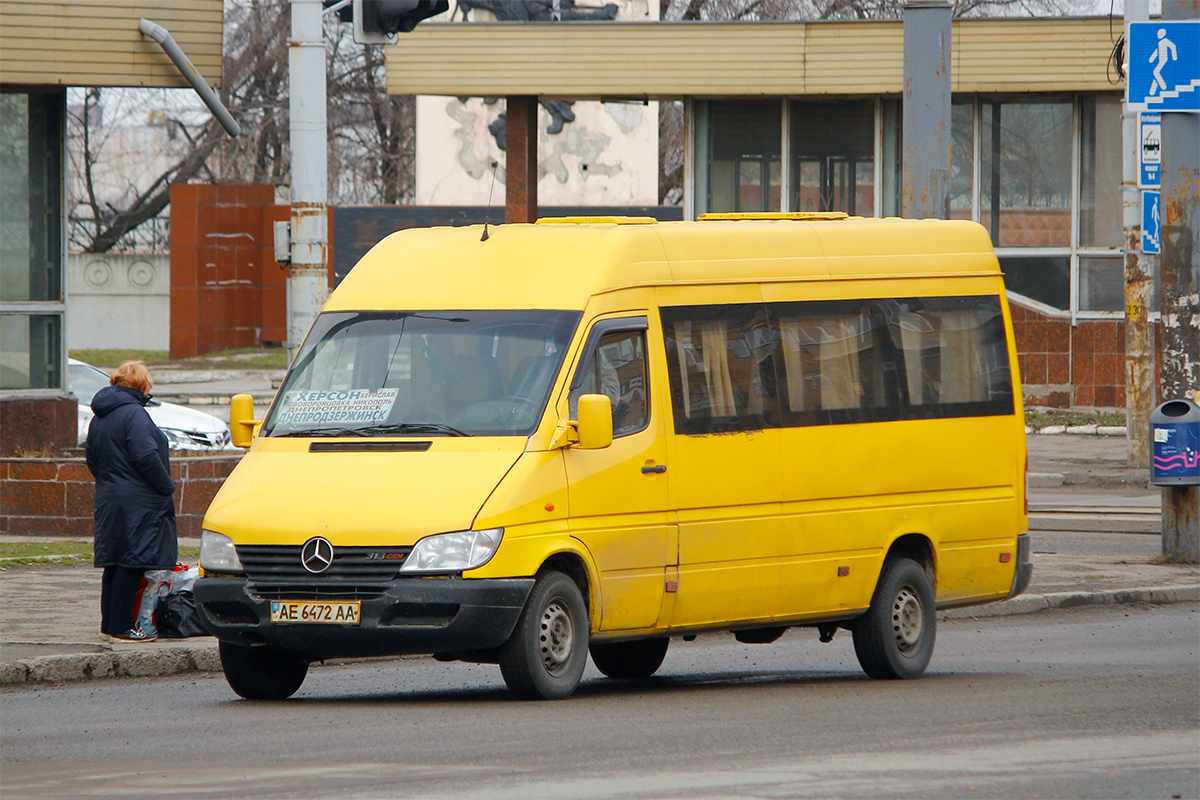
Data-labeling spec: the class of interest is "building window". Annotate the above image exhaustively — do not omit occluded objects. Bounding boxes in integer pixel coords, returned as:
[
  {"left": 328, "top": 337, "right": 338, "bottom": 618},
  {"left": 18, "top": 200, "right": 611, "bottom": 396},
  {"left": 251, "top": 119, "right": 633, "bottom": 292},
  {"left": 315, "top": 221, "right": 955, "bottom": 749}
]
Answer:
[
  {"left": 1079, "top": 255, "right": 1125, "bottom": 313},
  {"left": 0, "top": 314, "right": 62, "bottom": 390},
  {"left": 790, "top": 100, "right": 874, "bottom": 216},
  {"left": 999, "top": 255, "right": 1071, "bottom": 311},
  {"left": 706, "top": 101, "right": 781, "bottom": 213},
  {"left": 1, "top": 90, "right": 65, "bottom": 391},
  {"left": 981, "top": 99, "right": 1073, "bottom": 249},
  {"left": 691, "top": 93, "right": 1125, "bottom": 319},
  {"left": 1079, "top": 96, "right": 1123, "bottom": 249},
  {"left": 949, "top": 101, "right": 974, "bottom": 221}
]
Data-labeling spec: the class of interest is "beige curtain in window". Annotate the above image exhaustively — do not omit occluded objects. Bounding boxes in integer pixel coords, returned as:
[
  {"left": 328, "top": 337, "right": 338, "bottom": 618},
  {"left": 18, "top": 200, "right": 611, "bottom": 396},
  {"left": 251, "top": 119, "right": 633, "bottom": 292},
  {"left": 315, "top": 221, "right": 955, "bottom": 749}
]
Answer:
[
  {"left": 779, "top": 320, "right": 810, "bottom": 412},
  {"left": 897, "top": 312, "right": 937, "bottom": 405},
  {"left": 819, "top": 316, "right": 861, "bottom": 409},
  {"left": 675, "top": 321, "right": 692, "bottom": 417},
  {"left": 939, "top": 311, "right": 985, "bottom": 403},
  {"left": 700, "top": 320, "right": 736, "bottom": 416}
]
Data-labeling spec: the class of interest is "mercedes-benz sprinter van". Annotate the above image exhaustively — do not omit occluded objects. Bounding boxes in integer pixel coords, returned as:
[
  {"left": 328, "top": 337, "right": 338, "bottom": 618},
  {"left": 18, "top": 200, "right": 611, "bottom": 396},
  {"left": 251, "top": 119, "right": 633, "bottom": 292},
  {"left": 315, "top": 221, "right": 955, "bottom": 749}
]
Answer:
[{"left": 195, "top": 214, "right": 1031, "bottom": 700}]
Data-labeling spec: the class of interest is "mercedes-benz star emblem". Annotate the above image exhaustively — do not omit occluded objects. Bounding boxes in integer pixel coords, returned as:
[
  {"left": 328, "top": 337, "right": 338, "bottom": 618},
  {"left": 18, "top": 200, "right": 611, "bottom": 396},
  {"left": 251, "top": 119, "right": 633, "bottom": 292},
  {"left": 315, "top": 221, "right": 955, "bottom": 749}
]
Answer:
[{"left": 301, "top": 537, "right": 334, "bottom": 574}]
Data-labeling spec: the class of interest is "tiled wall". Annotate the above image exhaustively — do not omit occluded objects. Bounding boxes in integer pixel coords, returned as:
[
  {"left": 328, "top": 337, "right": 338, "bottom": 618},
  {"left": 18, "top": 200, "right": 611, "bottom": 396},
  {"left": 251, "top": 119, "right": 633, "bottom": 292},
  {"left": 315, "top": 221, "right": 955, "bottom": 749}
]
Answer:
[
  {"left": 1009, "top": 300, "right": 1126, "bottom": 409},
  {"left": 0, "top": 455, "right": 242, "bottom": 539},
  {"left": 169, "top": 184, "right": 289, "bottom": 359}
]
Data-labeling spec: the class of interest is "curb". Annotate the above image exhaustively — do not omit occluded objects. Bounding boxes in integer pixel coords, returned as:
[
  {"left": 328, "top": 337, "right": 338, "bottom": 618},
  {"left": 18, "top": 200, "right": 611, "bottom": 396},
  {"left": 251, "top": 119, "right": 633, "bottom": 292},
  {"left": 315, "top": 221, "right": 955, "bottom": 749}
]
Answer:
[
  {"left": 3, "top": 585, "right": 1197, "bottom": 686},
  {"left": 941, "top": 584, "right": 1200, "bottom": 619},
  {"left": 1026, "top": 425, "right": 1128, "bottom": 436},
  {"left": 0, "top": 644, "right": 219, "bottom": 686}
]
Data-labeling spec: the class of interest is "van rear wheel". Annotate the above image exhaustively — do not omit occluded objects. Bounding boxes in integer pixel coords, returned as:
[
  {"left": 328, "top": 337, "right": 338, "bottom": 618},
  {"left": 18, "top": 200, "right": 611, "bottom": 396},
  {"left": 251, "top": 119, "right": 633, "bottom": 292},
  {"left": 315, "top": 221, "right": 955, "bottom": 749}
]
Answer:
[
  {"left": 498, "top": 571, "right": 589, "bottom": 700},
  {"left": 590, "top": 638, "right": 669, "bottom": 679},
  {"left": 219, "top": 641, "right": 309, "bottom": 700},
  {"left": 852, "top": 557, "right": 936, "bottom": 680}
]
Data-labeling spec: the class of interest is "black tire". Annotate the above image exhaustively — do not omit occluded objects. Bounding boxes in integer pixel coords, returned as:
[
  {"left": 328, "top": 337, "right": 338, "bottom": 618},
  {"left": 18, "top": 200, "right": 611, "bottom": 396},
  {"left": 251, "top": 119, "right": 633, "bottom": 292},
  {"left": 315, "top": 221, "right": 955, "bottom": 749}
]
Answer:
[
  {"left": 498, "top": 571, "right": 589, "bottom": 700},
  {"left": 589, "top": 638, "right": 669, "bottom": 679},
  {"left": 852, "top": 557, "right": 936, "bottom": 680},
  {"left": 219, "top": 641, "right": 309, "bottom": 700}
]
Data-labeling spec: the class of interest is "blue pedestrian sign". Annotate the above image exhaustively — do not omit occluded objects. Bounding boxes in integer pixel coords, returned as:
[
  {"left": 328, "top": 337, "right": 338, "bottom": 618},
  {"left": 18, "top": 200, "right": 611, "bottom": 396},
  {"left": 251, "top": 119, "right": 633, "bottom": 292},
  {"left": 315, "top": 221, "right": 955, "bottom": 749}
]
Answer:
[
  {"left": 1127, "top": 21, "right": 1200, "bottom": 113},
  {"left": 1143, "top": 190, "right": 1161, "bottom": 254},
  {"left": 1139, "top": 112, "right": 1161, "bottom": 188}
]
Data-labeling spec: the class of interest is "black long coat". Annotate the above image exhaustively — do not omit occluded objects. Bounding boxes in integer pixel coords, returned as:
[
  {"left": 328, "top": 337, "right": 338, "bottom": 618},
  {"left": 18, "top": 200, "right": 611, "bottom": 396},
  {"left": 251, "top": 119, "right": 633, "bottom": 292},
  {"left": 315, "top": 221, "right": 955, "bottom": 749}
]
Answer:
[{"left": 86, "top": 385, "right": 178, "bottom": 569}]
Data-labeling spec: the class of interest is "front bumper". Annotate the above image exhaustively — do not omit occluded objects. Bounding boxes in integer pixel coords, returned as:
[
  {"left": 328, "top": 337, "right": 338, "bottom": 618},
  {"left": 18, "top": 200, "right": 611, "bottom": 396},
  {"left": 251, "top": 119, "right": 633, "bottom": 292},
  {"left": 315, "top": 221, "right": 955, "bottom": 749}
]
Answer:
[
  {"left": 194, "top": 575, "right": 534, "bottom": 660},
  {"left": 1007, "top": 533, "right": 1033, "bottom": 599}
]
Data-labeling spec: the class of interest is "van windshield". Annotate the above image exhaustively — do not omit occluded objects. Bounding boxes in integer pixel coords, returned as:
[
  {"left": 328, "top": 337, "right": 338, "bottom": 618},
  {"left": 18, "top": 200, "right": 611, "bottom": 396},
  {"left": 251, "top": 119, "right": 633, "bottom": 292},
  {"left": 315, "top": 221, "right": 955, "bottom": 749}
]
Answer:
[{"left": 263, "top": 310, "right": 580, "bottom": 438}]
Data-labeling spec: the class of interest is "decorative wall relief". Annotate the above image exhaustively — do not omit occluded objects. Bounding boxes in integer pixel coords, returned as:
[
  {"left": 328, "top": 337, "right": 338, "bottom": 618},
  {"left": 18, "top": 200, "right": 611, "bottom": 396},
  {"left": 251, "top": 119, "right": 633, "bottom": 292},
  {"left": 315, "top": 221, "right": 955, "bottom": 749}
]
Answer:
[{"left": 415, "top": 0, "right": 659, "bottom": 208}]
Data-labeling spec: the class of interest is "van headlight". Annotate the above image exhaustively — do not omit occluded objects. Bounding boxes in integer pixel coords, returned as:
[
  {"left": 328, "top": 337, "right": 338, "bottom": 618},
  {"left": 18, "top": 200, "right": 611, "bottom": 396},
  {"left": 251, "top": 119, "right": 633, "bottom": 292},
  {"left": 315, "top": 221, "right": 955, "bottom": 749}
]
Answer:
[
  {"left": 200, "top": 530, "right": 244, "bottom": 573},
  {"left": 400, "top": 528, "right": 503, "bottom": 573}
]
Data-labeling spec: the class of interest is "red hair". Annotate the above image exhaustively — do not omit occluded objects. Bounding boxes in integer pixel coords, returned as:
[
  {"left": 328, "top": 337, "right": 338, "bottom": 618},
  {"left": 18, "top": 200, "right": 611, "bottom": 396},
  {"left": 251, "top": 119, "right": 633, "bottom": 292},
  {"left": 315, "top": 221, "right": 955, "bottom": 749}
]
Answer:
[{"left": 110, "top": 361, "right": 153, "bottom": 394}]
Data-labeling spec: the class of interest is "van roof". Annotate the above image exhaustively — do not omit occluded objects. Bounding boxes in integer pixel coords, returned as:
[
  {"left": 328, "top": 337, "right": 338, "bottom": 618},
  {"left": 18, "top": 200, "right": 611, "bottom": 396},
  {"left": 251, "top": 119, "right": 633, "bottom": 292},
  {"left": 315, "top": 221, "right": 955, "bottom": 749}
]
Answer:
[{"left": 326, "top": 216, "right": 1001, "bottom": 312}]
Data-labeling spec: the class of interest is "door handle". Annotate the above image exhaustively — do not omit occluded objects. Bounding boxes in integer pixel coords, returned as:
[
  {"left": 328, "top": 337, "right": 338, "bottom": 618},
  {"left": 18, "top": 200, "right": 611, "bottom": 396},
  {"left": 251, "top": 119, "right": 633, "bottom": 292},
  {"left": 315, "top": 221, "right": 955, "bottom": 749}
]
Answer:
[{"left": 641, "top": 464, "right": 666, "bottom": 474}]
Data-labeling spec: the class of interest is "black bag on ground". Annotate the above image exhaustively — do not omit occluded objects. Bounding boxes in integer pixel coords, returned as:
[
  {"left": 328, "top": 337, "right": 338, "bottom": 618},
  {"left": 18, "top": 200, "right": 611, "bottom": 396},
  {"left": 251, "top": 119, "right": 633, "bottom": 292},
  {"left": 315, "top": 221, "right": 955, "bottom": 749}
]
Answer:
[{"left": 156, "top": 590, "right": 207, "bottom": 638}]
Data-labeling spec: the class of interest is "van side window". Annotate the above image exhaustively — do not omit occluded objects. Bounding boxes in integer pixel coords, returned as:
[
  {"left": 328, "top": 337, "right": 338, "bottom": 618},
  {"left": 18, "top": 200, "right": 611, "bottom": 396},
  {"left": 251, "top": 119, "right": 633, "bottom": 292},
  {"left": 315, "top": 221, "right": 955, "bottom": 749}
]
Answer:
[
  {"left": 661, "top": 304, "right": 779, "bottom": 434},
  {"left": 886, "top": 296, "right": 1014, "bottom": 418},
  {"left": 569, "top": 330, "right": 649, "bottom": 437},
  {"left": 661, "top": 296, "right": 1014, "bottom": 434},
  {"left": 775, "top": 300, "right": 896, "bottom": 425}
]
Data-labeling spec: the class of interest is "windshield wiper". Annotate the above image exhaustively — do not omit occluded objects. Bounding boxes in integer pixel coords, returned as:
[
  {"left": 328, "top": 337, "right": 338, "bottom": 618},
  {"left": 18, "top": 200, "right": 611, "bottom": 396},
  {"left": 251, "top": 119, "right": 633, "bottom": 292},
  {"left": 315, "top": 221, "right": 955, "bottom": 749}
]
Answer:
[
  {"left": 356, "top": 423, "right": 472, "bottom": 437},
  {"left": 273, "top": 427, "right": 365, "bottom": 438}
]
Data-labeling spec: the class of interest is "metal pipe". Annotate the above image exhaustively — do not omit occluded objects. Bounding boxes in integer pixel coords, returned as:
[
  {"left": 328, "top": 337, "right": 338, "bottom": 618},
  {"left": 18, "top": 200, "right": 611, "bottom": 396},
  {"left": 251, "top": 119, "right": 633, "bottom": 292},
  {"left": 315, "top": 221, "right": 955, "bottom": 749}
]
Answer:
[{"left": 138, "top": 18, "right": 240, "bottom": 137}]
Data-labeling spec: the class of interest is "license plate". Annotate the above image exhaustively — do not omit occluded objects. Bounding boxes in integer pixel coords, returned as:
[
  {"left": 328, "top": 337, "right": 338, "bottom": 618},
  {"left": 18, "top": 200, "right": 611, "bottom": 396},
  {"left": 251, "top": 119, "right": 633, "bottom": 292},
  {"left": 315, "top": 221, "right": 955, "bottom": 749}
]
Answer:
[{"left": 270, "top": 600, "right": 360, "bottom": 625}]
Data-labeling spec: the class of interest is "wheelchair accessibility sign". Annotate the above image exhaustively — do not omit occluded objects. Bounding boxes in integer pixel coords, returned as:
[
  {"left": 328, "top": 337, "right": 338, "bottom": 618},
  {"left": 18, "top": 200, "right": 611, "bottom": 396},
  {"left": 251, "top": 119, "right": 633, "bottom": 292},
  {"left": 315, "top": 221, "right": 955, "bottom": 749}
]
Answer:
[{"left": 1127, "top": 21, "right": 1200, "bottom": 112}]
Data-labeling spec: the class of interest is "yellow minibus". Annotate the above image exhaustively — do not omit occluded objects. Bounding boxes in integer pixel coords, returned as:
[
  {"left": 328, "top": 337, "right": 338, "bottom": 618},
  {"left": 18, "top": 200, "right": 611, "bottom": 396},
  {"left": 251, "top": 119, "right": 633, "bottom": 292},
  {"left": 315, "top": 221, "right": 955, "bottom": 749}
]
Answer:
[{"left": 195, "top": 213, "right": 1031, "bottom": 700}]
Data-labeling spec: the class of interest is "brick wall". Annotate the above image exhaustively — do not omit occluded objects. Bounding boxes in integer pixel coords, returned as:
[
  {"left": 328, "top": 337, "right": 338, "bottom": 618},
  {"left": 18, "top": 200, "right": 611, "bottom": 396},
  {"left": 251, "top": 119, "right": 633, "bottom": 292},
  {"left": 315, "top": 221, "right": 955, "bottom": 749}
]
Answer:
[
  {"left": 0, "top": 455, "right": 242, "bottom": 539},
  {"left": 1010, "top": 299, "right": 1126, "bottom": 409},
  {"left": 0, "top": 395, "right": 76, "bottom": 457}
]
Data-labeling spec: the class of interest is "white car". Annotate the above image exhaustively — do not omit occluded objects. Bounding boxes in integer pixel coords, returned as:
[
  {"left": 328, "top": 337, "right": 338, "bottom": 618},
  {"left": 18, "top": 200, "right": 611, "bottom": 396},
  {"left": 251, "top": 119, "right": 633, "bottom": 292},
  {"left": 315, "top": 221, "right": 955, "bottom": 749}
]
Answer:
[{"left": 70, "top": 359, "right": 234, "bottom": 451}]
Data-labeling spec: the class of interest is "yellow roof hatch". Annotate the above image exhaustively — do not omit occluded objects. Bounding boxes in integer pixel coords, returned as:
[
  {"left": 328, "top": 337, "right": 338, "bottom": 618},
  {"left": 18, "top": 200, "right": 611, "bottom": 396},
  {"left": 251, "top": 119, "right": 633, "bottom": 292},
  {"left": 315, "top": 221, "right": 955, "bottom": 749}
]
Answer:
[
  {"left": 535, "top": 216, "right": 658, "bottom": 225},
  {"left": 698, "top": 212, "right": 850, "bottom": 222}
]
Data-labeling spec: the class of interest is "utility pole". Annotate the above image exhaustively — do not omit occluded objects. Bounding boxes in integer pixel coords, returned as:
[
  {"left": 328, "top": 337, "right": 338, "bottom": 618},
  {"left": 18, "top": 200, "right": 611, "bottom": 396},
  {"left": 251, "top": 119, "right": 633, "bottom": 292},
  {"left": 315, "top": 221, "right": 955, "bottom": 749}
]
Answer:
[
  {"left": 1123, "top": 0, "right": 1154, "bottom": 467},
  {"left": 901, "top": 0, "right": 952, "bottom": 220},
  {"left": 1158, "top": 0, "right": 1200, "bottom": 562},
  {"left": 288, "top": 0, "right": 329, "bottom": 364},
  {"left": 1158, "top": 0, "right": 1200, "bottom": 405}
]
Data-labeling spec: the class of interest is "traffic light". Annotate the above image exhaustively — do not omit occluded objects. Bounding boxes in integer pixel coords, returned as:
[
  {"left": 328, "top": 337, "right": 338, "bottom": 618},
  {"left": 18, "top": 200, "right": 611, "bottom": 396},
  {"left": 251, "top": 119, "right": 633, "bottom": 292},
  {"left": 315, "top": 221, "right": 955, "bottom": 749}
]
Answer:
[{"left": 352, "top": 0, "right": 448, "bottom": 44}]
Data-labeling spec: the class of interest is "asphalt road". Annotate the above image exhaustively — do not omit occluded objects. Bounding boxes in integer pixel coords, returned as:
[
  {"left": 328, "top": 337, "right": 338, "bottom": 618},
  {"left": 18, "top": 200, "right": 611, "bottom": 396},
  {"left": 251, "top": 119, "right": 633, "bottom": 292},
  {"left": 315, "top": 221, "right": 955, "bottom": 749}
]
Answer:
[{"left": 3, "top": 603, "right": 1198, "bottom": 800}]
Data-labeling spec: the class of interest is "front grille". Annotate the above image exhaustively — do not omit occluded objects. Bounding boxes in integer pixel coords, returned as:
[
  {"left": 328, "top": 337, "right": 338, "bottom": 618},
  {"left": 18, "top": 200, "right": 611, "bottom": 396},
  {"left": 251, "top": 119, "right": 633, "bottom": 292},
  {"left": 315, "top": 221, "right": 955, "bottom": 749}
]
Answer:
[
  {"left": 238, "top": 544, "right": 411, "bottom": 600},
  {"left": 249, "top": 584, "right": 393, "bottom": 601}
]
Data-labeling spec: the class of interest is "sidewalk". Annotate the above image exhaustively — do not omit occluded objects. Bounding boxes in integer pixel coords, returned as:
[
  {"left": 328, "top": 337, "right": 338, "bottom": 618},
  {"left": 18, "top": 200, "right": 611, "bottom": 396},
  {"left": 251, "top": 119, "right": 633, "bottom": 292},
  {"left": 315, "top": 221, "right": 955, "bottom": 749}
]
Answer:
[{"left": 2, "top": 434, "right": 1197, "bottom": 686}]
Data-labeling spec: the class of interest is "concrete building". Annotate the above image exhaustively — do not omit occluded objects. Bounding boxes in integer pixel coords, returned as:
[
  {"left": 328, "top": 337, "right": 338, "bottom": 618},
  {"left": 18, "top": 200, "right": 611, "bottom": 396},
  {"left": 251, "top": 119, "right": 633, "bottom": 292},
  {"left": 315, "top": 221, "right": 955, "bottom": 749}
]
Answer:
[{"left": 0, "top": 0, "right": 225, "bottom": 454}]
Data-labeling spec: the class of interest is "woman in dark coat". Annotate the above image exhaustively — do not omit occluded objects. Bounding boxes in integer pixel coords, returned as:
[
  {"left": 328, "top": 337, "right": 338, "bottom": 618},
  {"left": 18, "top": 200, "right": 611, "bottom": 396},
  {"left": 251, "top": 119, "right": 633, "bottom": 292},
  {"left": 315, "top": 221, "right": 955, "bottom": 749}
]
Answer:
[{"left": 86, "top": 360, "right": 178, "bottom": 641}]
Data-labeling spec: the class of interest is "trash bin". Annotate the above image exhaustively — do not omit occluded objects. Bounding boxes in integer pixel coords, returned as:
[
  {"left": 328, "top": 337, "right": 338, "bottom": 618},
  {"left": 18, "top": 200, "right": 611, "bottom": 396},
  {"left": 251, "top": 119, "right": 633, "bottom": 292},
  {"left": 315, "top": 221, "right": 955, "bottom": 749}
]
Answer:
[{"left": 1149, "top": 399, "right": 1200, "bottom": 486}]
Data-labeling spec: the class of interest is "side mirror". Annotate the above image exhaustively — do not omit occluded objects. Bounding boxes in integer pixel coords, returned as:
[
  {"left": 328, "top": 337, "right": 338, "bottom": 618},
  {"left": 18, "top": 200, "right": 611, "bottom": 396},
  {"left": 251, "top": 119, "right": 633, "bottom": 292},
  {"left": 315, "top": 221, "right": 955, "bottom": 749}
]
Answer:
[
  {"left": 574, "top": 394, "right": 613, "bottom": 450},
  {"left": 229, "top": 393, "right": 260, "bottom": 448}
]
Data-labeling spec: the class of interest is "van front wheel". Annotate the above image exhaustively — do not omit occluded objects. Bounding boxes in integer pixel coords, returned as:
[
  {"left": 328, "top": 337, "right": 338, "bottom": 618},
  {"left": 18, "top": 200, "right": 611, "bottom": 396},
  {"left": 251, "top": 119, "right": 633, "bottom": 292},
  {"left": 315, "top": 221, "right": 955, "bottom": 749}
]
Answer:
[
  {"left": 852, "top": 557, "right": 936, "bottom": 680},
  {"left": 219, "top": 641, "right": 309, "bottom": 700},
  {"left": 589, "top": 638, "right": 669, "bottom": 679},
  {"left": 498, "top": 571, "right": 588, "bottom": 700}
]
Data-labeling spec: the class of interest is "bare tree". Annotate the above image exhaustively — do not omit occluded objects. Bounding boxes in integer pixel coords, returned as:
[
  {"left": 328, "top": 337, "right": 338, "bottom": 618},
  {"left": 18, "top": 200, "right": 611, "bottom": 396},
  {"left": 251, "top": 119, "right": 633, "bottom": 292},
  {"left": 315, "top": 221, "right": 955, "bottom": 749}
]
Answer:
[
  {"left": 327, "top": 22, "right": 416, "bottom": 205},
  {"left": 663, "top": 0, "right": 1078, "bottom": 20},
  {"left": 67, "top": 0, "right": 418, "bottom": 252}
]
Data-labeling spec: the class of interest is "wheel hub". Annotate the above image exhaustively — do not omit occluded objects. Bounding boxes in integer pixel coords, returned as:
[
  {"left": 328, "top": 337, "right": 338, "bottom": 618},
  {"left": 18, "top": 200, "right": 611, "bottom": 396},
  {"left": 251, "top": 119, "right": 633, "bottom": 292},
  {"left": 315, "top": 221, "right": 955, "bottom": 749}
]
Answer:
[
  {"left": 539, "top": 599, "right": 574, "bottom": 676},
  {"left": 891, "top": 586, "right": 923, "bottom": 653}
]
